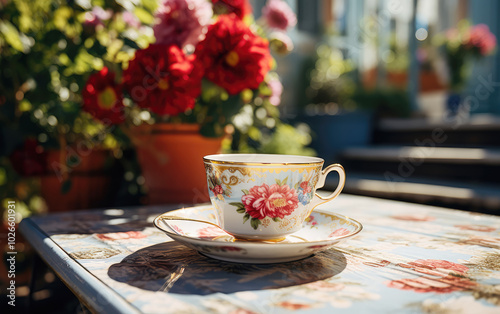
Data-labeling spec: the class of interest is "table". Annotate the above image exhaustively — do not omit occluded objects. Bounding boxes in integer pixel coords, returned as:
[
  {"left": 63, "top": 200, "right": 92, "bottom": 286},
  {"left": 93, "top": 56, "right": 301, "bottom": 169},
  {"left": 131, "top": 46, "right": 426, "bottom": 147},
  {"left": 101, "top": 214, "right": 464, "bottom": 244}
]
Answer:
[{"left": 19, "top": 194, "right": 500, "bottom": 313}]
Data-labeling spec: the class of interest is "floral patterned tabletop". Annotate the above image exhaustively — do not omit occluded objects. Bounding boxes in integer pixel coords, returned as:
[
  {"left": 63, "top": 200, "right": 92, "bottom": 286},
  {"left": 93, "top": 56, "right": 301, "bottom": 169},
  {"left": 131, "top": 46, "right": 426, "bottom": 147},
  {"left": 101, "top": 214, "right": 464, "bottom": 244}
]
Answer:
[{"left": 20, "top": 194, "right": 500, "bottom": 313}]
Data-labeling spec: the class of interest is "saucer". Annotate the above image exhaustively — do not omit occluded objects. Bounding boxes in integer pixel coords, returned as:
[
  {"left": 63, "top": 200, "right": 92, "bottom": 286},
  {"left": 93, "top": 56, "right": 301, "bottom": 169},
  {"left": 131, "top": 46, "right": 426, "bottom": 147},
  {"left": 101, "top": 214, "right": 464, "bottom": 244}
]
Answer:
[{"left": 154, "top": 205, "right": 362, "bottom": 263}]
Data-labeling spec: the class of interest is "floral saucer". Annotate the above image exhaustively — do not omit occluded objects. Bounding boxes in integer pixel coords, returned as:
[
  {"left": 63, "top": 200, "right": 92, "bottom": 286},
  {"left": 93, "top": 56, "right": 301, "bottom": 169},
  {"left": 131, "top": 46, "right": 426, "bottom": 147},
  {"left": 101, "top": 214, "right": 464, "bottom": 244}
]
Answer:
[{"left": 154, "top": 205, "right": 362, "bottom": 263}]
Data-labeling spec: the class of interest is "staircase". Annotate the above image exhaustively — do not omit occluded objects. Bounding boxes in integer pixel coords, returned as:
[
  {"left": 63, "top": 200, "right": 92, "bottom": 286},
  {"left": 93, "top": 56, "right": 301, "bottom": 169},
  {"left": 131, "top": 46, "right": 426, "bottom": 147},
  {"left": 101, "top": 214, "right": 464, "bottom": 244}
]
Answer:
[{"left": 326, "top": 115, "right": 500, "bottom": 214}]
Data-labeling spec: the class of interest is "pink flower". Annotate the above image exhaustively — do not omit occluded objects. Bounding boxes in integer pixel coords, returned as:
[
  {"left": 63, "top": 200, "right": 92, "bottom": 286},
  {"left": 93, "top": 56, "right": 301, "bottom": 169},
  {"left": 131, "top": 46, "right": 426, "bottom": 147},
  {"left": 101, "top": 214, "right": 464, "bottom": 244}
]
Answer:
[
  {"left": 467, "top": 24, "right": 497, "bottom": 55},
  {"left": 261, "top": 0, "right": 297, "bottom": 30},
  {"left": 386, "top": 276, "right": 475, "bottom": 293},
  {"left": 92, "top": 6, "right": 113, "bottom": 21},
  {"left": 122, "top": 11, "right": 141, "bottom": 29},
  {"left": 213, "top": 185, "right": 224, "bottom": 195},
  {"left": 153, "top": 0, "right": 213, "bottom": 48},
  {"left": 387, "top": 259, "right": 477, "bottom": 293},
  {"left": 242, "top": 183, "right": 298, "bottom": 220},
  {"left": 268, "top": 76, "right": 283, "bottom": 106},
  {"left": 84, "top": 6, "right": 113, "bottom": 27},
  {"left": 403, "top": 259, "right": 469, "bottom": 275},
  {"left": 329, "top": 228, "right": 350, "bottom": 238},
  {"left": 197, "top": 226, "right": 229, "bottom": 238}
]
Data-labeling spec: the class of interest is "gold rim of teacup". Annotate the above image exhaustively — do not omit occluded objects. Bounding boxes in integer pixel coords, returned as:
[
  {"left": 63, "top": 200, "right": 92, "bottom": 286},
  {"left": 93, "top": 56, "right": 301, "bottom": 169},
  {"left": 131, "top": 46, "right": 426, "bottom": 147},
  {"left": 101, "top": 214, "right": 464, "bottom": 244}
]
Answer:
[{"left": 203, "top": 154, "right": 324, "bottom": 167}]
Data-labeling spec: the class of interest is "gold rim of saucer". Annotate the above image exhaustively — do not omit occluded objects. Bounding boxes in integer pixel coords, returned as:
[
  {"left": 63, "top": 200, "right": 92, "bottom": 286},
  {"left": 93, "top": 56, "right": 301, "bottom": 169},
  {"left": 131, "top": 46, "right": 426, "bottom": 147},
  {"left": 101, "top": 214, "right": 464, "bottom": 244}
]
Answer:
[{"left": 153, "top": 206, "right": 363, "bottom": 246}]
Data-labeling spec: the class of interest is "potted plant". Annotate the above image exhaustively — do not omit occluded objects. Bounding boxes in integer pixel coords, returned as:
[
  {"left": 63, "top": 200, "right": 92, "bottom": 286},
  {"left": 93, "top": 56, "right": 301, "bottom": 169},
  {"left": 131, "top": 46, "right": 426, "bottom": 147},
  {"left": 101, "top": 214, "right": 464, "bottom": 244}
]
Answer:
[
  {"left": 435, "top": 20, "right": 497, "bottom": 116},
  {"left": 0, "top": 0, "right": 152, "bottom": 212},
  {"left": 79, "top": 0, "right": 308, "bottom": 204}
]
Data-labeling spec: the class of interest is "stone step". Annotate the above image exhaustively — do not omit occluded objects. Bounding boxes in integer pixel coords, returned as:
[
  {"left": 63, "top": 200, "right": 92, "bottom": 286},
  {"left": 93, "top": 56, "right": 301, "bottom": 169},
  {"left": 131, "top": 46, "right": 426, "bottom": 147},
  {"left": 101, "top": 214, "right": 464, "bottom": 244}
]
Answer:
[
  {"left": 373, "top": 115, "right": 500, "bottom": 147},
  {"left": 325, "top": 172, "right": 500, "bottom": 214},
  {"left": 338, "top": 146, "right": 500, "bottom": 184}
]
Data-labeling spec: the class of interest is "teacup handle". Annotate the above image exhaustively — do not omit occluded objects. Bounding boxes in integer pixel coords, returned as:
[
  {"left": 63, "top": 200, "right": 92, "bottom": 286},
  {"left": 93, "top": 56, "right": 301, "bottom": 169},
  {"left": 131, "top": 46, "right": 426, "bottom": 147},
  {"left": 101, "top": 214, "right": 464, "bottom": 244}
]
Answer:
[{"left": 309, "top": 164, "right": 346, "bottom": 214}]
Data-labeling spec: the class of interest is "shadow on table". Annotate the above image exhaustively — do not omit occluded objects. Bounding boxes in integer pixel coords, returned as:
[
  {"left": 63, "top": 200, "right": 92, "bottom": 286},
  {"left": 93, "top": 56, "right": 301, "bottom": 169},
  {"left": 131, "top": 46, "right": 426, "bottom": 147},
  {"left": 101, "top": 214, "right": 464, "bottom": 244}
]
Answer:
[{"left": 108, "top": 242, "right": 347, "bottom": 295}]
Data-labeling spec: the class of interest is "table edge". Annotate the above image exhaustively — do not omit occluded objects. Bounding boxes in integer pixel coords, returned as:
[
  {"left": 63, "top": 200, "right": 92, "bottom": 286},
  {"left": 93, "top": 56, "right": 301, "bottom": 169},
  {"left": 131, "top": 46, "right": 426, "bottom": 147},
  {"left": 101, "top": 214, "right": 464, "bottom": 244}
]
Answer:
[{"left": 19, "top": 218, "right": 141, "bottom": 314}]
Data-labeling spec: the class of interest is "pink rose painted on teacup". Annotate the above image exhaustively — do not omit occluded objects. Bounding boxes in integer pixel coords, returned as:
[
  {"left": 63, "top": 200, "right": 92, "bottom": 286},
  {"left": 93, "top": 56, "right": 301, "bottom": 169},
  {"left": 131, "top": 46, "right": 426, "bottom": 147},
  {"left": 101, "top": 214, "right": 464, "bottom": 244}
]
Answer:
[{"left": 231, "top": 180, "right": 299, "bottom": 230}]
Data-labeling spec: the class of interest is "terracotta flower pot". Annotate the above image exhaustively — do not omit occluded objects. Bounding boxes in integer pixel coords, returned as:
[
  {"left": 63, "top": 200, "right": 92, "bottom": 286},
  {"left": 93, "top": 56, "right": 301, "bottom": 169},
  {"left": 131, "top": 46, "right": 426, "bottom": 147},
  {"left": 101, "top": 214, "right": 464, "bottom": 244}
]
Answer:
[
  {"left": 129, "top": 123, "right": 224, "bottom": 205},
  {"left": 40, "top": 148, "right": 119, "bottom": 212}
]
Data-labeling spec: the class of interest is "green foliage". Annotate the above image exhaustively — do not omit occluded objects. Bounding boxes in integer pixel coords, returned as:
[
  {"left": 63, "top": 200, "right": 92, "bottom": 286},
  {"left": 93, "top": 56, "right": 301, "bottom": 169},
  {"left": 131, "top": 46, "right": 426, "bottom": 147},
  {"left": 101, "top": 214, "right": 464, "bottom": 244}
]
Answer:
[
  {"left": 0, "top": 0, "right": 155, "bottom": 217},
  {"left": 0, "top": 0, "right": 155, "bottom": 154},
  {"left": 258, "top": 124, "right": 316, "bottom": 156},
  {"left": 350, "top": 88, "right": 411, "bottom": 118}
]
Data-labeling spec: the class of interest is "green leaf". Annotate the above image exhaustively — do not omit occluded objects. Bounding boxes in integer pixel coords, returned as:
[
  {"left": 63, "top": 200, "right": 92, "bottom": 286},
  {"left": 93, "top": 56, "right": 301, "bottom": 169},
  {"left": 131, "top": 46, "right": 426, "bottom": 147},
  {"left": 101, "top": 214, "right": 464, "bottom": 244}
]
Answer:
[
  {"left": 272, "top": 217, "right": 281, "bottom": 222},
  {"left": 0, "top": 21, "right": 24, "bottom": 52},
  {"left": 243, "top": 213, "right": 250, "bottom": 224},
  {"left": 236, "top": 208, "right": 246, "bottom": 214},
  {"left": 134, "top": 7, "right": 155, "bottom": 24},
  {"left": 282, "top": 176, "right": 288, "bottom": 186},
  {"left": 230, "top": 202, "right": 245, "bottom": 211},
  {"left": 250, "top": 218, "right": 261, "bottom": 230},
  {"left": 275, "top": 178, "right": 282, "bottom": 186},
  {"left": 242, "top": 189, "right": 249, "bottom": 195}
]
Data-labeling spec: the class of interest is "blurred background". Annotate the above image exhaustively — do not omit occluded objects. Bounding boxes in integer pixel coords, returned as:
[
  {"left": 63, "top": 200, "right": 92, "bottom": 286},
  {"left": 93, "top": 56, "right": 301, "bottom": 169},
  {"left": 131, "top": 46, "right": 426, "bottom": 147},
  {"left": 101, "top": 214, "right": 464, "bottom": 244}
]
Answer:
[{"left": 0, "top": 0, "right": 499, "bottom": 311}]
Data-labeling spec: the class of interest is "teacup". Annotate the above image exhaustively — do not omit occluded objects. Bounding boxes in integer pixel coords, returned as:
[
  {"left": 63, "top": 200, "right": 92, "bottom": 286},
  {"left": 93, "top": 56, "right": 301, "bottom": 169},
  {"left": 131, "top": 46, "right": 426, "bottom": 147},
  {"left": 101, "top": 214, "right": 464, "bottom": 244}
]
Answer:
[{"left": 203, "top": 154, "right": 345, "bottom": 240}]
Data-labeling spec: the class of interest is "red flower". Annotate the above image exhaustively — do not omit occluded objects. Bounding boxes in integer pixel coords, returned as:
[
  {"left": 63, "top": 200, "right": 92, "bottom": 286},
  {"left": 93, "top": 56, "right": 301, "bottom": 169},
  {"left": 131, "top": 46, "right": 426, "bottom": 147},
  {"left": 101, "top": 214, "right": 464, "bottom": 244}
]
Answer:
[
  {"left": 299, "top": 181, "right": 312, "bottom": 194},
  {"left": 9, "top": 139, "right": 47, "bottom": 176},
  {"left": 212, "top": 0, "right": 252, "bottom": 19},
  {"left": 386, "top": 276, "right": 475, "bottom": 293},
  {"left": 241, "top": 183, "right": 298, "bottom": 220},
  {"left": 213, "top": 185, "right": 224, "bottom": 196},
  {"left": 404, "top": 259, "right": 469, "bottom": 275},
  {"left": 195, "top": 15, "right": 272, "bottom": 94},
  {"left": 82, "top": 67, "right": 125, "bottom": 124},
  {"left": 467, "top": 24, "right": 497, "bottom": 56},
  {"left": 386, "top": 259, "right": 476, "bottom": 293},
  {"left": 123, "top": 44, "right": 201, "bottom": 116}
]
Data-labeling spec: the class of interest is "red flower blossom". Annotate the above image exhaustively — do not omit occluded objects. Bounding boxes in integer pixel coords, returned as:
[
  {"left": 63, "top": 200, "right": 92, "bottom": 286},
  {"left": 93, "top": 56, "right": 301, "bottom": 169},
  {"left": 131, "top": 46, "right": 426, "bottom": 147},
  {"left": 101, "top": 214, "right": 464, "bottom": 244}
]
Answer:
[
  {"left": 82, "top": 67, "right": 125, "bottom": 124},
  {"left": 386, "top": 259, "right": 477, "bottom": 293},
  {"left": 9, "top": 139, "right": 47, "bottom": 176},
  {"left": 299, "top": 181, "right": 312, "bottom": 194},
  {"left": 213, "top": 185, "right": 224, "bottom": 196},
  {"left": 404, "top": 259, "right": 469, "bottom": 275},
  {"left": 212, "top": 0, "right": 251, "bottom": 19},
  {"left": 467, "top": 24, "right": 497, "bottom": 56},
  {"left": 195, "top": 15, "right": 272, "bottom": 94},
  {"left": 123, "top": 44, "right": 202, "bottom": 116},
  {"left": 241, "top": 183, "right": 298, "bottom": 220},
  {"left": 386, "top": 276, "right": 475, "bottom": 293}
]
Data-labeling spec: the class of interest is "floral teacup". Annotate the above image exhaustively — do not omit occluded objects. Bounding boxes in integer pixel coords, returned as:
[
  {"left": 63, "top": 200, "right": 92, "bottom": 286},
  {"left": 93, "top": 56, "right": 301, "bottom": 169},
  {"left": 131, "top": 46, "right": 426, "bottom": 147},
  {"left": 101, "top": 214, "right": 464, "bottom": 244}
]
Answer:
[{"left": 204, "top": 154, "right": 345, "bottom": 240}]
